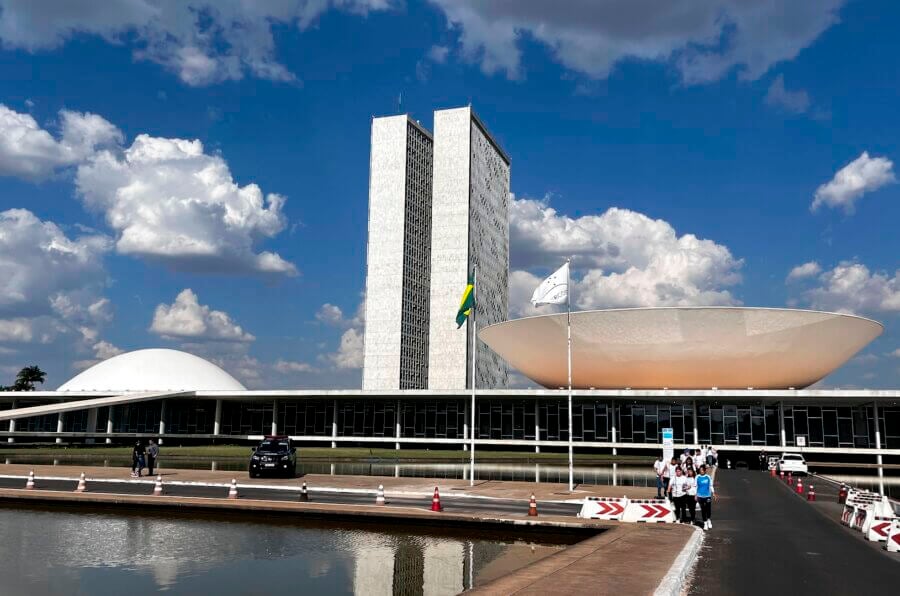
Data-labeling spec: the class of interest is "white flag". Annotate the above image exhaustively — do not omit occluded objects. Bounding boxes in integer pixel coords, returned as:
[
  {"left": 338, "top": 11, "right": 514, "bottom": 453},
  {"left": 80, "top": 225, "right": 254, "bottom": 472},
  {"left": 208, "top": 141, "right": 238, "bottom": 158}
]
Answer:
[{"left": 530, "top": 262, "right": 569, "bottom": 306}]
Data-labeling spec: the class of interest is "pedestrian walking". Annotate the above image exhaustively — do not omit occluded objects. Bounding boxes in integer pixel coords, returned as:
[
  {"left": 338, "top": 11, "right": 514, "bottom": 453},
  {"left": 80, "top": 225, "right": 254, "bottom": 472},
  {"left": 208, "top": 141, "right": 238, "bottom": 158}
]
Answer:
[
  {"left": 685, "top": 468, "right": 697, "bottom": 525},
  {"left": 696, "top": 464, "right": 717, "bottom": 530},
  {"left": 131, "top": 441, "right": 146, "bottom": 478},
  {"left": 147, "top": 439, "right": 159, "bottom": 476},
  {"left": 653, "top": 455, "right": 666, "bottom": 498},
  {"left": 668, "top": 467, "right": 689, "bottom": 523},
  {"left": 663, "top": 457, "right": 677, "bottom": 495}
]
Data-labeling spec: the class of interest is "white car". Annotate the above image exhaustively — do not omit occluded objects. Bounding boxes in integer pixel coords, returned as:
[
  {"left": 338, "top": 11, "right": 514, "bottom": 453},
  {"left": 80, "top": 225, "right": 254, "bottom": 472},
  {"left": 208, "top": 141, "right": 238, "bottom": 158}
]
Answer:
[{"left": 777, "top": 453, "right": 808, "bottom": 475}]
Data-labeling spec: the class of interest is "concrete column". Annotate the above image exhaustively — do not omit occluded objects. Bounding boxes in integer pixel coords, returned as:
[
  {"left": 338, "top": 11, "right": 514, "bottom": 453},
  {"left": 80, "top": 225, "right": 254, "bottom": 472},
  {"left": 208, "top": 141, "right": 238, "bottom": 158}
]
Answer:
[
  {"left": 779, "top": 402, "right": 786, "bottom": 448},
  {"left": 85, "top": 408, "right": 98, "bottom": 444},
  {"left": 7, "top": 400, "right": 15, "bottom": 443},
  {"left": 213, "top": 399, "right": 222, "bottom": 436},
  {"left": 873, "top": 401, "right": 884, "bottom": 488},
  {"left": 610, "top": 400, "right": 617, "bottom": 457},
  {"left": 462, "top": 400, "right": 468, "bottom": 452},
  {"left": 534, "top": 400, "right": 541, "bottom": 454},
  {"left": 692, "top": 400, "right": 699, "bottom": 446},
  {"left": 56, "top": 412, "right": 64, "bottom": 444},
  {"left": 331, "top": 399, "right": 338, "bottom": 449},
  {"left": 158, "top": 400, "right": 166, "bottom": 445},
  {"left": 106, "top": 405, "right": 114, "bottom": 444},
  {"left": 271, "top": 399, "right": 278, "bottom": 436},
  {"left": 395, "top": 399, "right": 401, "bottom": 450}
]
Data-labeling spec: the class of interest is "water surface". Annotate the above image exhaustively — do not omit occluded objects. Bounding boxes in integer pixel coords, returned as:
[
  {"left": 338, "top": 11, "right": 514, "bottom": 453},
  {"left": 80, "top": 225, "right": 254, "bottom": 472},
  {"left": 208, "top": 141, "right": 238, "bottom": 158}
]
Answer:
[{"left": 0, "top": 505, "right": 574, "bottom": 595}]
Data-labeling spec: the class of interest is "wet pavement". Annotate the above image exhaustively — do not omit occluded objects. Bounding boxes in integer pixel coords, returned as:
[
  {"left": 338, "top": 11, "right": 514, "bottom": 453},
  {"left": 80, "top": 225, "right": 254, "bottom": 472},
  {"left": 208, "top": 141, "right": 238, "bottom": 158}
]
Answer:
[{"left": 689, "top": 470, "right": 900, "bottom": 596}]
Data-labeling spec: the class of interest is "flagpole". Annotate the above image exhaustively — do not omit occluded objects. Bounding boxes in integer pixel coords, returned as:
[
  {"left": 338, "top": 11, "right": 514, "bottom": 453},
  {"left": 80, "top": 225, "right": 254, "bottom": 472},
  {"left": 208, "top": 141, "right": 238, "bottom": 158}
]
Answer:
[
  {"left": 469, "top": 264, "right": 477, "bottom": 487},
  {"left": 566, "top": 258, "right": 574, "bottom": 492}
]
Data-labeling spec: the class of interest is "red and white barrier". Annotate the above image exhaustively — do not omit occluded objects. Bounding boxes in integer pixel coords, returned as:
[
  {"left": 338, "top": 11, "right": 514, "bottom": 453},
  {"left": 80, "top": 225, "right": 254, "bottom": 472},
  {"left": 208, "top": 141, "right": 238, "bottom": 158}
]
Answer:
[
  {"left": 861, "top": 497, "right": 897, "bottom": 535},
  {"left": 622, "top": 498, "right": 676, "bottom": 523},
  {"left": 885, "top": 520, "right": 900, "bottom": 553},
  {"left": 866, "top": 516, "right": 896, "bottom": 542},
  {"left": 578, "top": 496, "right": 629, "bottom": 521}
]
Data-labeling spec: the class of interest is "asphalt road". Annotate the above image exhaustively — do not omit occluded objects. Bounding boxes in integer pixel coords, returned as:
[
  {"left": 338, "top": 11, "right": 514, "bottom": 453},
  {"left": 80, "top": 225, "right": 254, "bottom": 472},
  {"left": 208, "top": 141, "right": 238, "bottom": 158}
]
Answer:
[
  {"left": 0, "top": 477, "right": 580, "bottom": 517},
  {"left": 689, "top": 470, "right": 900, "bottom": 596}
]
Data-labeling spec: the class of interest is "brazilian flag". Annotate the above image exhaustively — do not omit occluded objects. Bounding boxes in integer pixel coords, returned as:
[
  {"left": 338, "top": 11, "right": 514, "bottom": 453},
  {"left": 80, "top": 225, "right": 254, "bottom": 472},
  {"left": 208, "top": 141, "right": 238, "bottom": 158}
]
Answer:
[{"left": 456, "top": 277, "right": 475, "bottom": 328}]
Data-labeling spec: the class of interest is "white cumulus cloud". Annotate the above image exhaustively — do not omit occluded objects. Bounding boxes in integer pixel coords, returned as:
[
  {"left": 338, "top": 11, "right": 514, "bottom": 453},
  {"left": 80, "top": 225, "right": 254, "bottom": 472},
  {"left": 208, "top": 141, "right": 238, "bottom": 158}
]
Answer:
[
  {"left": 329, "top": 328, "right": 364, "bottom": 369},
  {"left": 273, "top": 359, "right": 317, "bottom": 374},
  {"left": 812, "top": 152, "right": 896, "bottom": 214},
  {"left": 0, "top": 0, "right": 394, "bottom": 86},
  {"left": 429, "top": 0, "right": 844, "bottom": 84},
  {"left": 0, "top": 104, "right": 121, "bottom": 180},
  {"left": 509, "top": 197, "right": 742, "bottom": 316},
  {"left": 803, "top": 262, "right": 900, "bottom": 314},
  {"left": 150, "top": 289, "right": 255, "bottom": 342},
  {"left": 786, "top": 261, "right": 822, "bottom": 282},
  {"left": 76, "top": 134, "right": 296, "bottom": 275}
]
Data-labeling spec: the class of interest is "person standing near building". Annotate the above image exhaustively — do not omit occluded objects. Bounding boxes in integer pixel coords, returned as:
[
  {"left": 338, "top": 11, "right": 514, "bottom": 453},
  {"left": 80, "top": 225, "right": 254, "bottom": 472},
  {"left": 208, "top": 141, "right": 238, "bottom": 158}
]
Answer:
[
  {"left": 653, "top": 455, "right": 666, "bottom": 498},
  {"left": 131, "top": 441, "right": 145, "bottom": 478},
  {"left": 696, "top": 464, "right": 716, "bottom": 530},
  {"left": 147, "top": 439, "right": 159, "bottom": 476},
  {"left": 668, "top": 466, "right": 689, "bottom": 523},
  {"left": 685, "top": 468, "right": 698, "bottom": 525},
  {"left": 664, "top": 456, "right": 678, "bottom": 495}
]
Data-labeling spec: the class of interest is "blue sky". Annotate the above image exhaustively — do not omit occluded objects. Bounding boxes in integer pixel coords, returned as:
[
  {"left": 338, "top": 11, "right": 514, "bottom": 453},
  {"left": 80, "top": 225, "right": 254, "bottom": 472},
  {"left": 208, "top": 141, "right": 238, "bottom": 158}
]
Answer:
[{"left": 0, "top": 0, "right": 897, "bottom": 389}]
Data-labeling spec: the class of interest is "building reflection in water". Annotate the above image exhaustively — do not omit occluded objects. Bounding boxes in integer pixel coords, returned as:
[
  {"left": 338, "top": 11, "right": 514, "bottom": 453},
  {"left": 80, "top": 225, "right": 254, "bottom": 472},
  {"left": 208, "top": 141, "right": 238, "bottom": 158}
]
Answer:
[{"left": 0, "top": 506, "right": 562, "bottom": 594}]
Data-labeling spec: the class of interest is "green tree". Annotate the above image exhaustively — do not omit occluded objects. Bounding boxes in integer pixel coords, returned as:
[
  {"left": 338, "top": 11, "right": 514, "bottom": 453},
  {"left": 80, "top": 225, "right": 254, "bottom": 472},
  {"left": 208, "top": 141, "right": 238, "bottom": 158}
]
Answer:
[{"left": 13, "top": 365, "right": 46, "bottom": 391}]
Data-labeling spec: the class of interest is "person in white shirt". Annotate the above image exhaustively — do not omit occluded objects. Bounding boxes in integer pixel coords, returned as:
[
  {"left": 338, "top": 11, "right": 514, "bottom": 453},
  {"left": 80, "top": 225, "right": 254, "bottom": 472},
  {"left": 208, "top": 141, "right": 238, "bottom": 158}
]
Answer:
[
  {"left": 653, "top": 456, "right": 666, "bottom": 498},
  {"left": 668, "top": 467, "right": 690, "bottom": 522},
  {"left": 684, "top": 468, "right": 698, "bottom": 525}
]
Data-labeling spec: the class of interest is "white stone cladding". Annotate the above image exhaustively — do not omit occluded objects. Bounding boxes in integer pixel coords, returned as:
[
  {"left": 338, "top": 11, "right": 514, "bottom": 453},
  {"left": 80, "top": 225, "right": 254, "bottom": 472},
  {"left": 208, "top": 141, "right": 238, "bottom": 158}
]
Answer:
[
  {"left": 427, "top": 107, "right": 509, "bottom": 390},
  {"left": 362, "top": 115, "right": 433, "bottom": 390}
]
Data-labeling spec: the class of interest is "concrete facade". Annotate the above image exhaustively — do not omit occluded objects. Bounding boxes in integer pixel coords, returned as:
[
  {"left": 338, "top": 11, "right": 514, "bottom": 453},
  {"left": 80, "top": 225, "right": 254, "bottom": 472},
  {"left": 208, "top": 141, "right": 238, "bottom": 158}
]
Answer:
[
  {"left": 428, "top": 107, "right": 510, "bottom": 390},
  {"left": 362, "top": 116, "right": 434, "bottom": 390}
]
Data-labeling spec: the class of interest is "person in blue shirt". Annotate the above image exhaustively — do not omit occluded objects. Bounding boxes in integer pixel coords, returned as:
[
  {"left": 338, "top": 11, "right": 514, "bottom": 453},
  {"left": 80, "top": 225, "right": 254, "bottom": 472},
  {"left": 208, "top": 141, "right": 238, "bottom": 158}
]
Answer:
[{"left": 695, "top": 464, "right": 717, "bottom": 530}]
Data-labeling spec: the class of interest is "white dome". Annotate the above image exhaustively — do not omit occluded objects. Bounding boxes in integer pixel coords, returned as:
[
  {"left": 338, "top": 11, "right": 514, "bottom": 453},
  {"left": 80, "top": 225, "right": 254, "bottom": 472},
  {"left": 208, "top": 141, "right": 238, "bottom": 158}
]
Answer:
[{"left": 58, "top": 348, "right": 246, "bottom": 392}]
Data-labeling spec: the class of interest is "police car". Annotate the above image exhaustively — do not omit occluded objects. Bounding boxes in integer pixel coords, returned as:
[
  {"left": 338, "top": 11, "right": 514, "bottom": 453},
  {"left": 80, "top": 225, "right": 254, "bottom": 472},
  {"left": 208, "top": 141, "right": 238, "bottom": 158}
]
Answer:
[{"left": 249, "top": 435, "right": 297, "bottom": 478}]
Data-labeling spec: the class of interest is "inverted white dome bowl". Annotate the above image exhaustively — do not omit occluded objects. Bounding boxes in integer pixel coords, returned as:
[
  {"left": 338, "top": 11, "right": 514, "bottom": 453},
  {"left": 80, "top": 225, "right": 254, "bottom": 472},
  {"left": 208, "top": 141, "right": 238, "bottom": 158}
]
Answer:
[{"left": 479, "top": 307, "right": 883, "bottom": 390}]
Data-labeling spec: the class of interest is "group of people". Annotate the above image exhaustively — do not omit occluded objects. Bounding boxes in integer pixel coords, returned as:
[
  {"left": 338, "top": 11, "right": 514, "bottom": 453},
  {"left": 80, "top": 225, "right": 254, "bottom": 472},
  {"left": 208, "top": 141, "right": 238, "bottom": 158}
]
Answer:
[
  {"left": 130, "top": 439, "right": 159, "bottom": 478},
  {"left": 653, "top": 447, "right": 718, "bottom": 530}
]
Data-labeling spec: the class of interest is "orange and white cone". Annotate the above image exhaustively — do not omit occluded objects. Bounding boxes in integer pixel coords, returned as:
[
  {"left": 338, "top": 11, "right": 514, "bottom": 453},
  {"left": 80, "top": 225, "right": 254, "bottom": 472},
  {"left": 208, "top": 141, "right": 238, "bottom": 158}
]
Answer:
[
  {"left": 807, "top": 485, "right": 816, "bottom": 501},
  {"left": 796, "top": 478, "right": 804, "bottom": 495},
  {"left": 376, "top": 484, "right": 386, "bottom": 506},
  {"left": 528, "top": 494, "right": 538, "bottom": 517},
  {"left": 153, "top": 475, "right": 163, "bottom": 496},
  {"left": 25, "top": 470, "right": 35, "bottom": 490},
  {"left": 227, "top": 478, "right": 238, "bottom": 499},
  {"left": 788, "top": 472, "right": 793, "bottom": 486},
  {"left": 431, "top": 486, "right": 443, "bottom": 512},
  {"left": 75, "top": 472, "right": 87, "bottom": 493},
  {"left": 300, "top": 481, "right": 309, "bottom": 502}
]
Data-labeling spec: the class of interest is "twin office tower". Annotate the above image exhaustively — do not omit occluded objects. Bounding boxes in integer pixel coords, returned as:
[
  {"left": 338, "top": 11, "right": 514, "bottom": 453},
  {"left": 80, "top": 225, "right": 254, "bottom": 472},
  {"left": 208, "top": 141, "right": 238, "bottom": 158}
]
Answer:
[{"left": 363, "top": 106, "right": 510, "bottom": 391}]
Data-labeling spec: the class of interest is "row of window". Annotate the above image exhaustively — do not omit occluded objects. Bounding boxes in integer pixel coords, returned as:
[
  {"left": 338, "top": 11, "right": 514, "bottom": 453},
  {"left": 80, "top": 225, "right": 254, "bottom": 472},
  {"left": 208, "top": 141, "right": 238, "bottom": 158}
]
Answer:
[{"left": 6, "top": 399, "right": 900, "bottom": 449}]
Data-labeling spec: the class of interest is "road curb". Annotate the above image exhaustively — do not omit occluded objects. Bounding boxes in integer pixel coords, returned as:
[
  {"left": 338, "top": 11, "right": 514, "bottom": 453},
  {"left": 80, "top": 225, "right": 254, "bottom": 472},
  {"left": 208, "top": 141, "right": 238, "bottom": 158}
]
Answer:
[{"left": 653, "top": 526, "right": 704, "bottom": 596}]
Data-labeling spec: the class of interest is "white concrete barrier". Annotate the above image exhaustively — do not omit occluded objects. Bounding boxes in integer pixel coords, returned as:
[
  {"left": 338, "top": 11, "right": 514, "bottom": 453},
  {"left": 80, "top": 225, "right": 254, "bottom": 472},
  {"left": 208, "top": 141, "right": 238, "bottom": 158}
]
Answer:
[
  {"left": 578, "top": 496, "right": 629, "bottom": 521},
  {"left": 866, "top": 516, "right": 896, "bottom": 542},
  {"left": 885, "top": 520, "right": 900, "bottom": 553},
  {"left": 622, "top": 498, "right": 676, "bottom": 523}
]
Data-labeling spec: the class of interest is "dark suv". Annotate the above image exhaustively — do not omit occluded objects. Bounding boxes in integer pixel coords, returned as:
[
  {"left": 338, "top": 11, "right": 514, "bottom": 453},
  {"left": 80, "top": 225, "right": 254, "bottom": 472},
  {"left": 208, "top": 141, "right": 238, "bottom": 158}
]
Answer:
[{"left": 249, "top": 435, "right": 297, "bottom": 478}]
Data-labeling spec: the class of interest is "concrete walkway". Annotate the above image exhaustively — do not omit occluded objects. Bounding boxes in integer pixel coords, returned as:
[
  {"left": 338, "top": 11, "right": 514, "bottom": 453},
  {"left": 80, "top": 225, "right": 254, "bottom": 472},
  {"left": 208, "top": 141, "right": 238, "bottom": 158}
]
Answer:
[
  {"left": 0, "top": 463, "right": 657, "bottom": 502},
  {"left": 689, "top": 470, "right": 900, "bottom": 596},
  {"left": 469, "top": 523, "right": 696, "bottom": 595}
]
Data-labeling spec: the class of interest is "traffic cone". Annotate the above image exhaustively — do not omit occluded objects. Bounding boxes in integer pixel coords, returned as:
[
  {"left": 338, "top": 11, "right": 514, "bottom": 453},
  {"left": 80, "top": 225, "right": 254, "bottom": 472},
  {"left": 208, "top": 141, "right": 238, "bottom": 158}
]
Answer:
[
  {"left": 376, "top": 484, "right": 385, "bottom": 506},
  {"left": 807, "top": 485, "right": 816, "bottom": 501},
  {"left": 227, "top": 478, "right": 238, "bottom": 499},
  {"left": 153, "top": 475, "right": 163, "bottom": 496},
  {"left": 838, "top": 485, "right": 848, "bottom": 504},
  {"left": 300, "top": 481, "right": 309, "bottom": 502},
  {"left": 770, "top": 467, "right": 776, "bottom": 477},
  {"left": 431, "top": 486, "right": 443, "bottom": 512},
  {"left": 528, "top": 494, "right": 538, "bottom": 517},
  {"left": 788, "top": 472, "right": 793, "bottom": 486},
  {"left": 25, "top": 470, "right": 35, "bottom": 490},
  {"left": 796, "top": 478, "right": 804, "bottom": 495},
  {"left": 780, "top": 470, "right": 785, "bottom": 481},
  {"left": 75, "top": 472, "right": 87, "bottom": 493}
]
